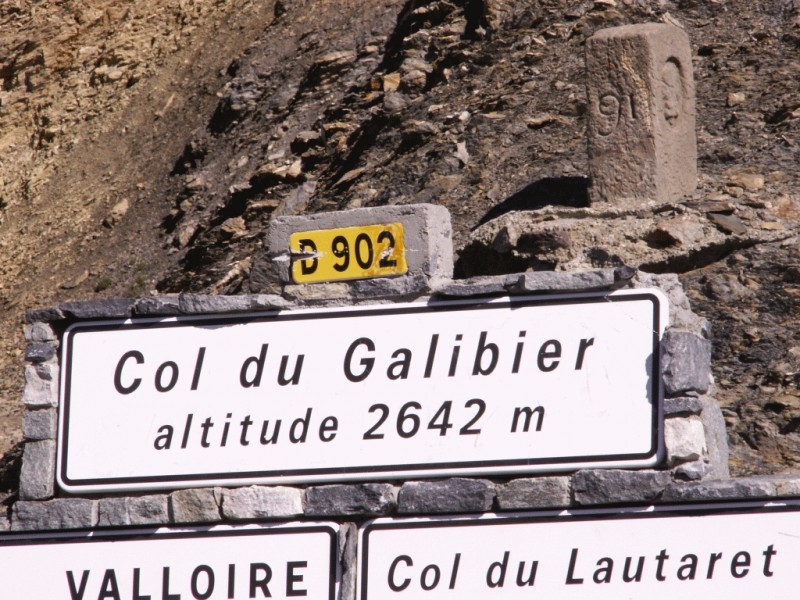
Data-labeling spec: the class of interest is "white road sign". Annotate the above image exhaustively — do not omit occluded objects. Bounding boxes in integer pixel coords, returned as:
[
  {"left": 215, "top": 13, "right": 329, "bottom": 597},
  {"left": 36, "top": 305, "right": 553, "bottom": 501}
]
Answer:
[
  {"left": 358, "top": 502, "right": 800, "bottom": 599},
  {"left": 58, "top": 290, "right": 667, "bottom": 493},
  {"left": 0, "top": 523, "right": 339, "bottom": 599}
]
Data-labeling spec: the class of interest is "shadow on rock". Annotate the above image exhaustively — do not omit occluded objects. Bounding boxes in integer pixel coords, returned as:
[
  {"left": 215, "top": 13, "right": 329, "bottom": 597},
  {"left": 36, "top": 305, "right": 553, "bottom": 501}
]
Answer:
[{"left": 474, "top": 176, "right": 590, "bottom": 229}]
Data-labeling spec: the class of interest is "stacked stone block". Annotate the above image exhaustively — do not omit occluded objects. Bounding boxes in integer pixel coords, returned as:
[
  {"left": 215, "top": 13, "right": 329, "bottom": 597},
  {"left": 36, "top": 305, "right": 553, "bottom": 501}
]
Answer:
[{"left": 19, "top": 321, "right": 59, "bottom": 502}]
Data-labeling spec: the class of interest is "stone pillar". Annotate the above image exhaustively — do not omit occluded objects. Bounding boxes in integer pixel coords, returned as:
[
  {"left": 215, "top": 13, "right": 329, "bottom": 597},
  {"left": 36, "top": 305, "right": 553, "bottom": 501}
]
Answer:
[{"left": 585, "top": 23, "right": 697, "bottom": 205}]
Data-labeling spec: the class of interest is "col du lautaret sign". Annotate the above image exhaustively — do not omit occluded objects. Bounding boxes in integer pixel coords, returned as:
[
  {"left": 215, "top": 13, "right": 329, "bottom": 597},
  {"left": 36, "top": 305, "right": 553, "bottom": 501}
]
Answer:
[
  {"left": 57, "top": 290, "right": 667, "bottom": 493},
  {"left": 358, "top": 502, "right": 800, "bottom": 599}
]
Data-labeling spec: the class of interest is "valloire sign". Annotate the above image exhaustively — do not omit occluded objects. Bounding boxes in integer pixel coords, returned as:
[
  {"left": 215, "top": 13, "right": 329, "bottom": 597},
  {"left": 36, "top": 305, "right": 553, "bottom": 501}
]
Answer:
[
  {"left": 358, "top": 502, "right": 800, "bottom": 599},
  {"left": 0, "top": 523, "right": 338, "bottom": 599},
  {"left": 58, "top": 290, "right": 666, "bottom": 493}
]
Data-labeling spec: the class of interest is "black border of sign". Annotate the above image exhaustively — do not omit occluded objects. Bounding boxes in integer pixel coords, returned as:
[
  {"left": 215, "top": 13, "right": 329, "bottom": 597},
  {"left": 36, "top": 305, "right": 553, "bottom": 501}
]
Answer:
[
  {"left": 58, "top": 291, "right": 664, "bottom": 490},
  {"left": 358, "top": 501, "right": 800, "bottom": 600},
  {"left": 0, "top": 523, "right": 339, "bottom": 600}
]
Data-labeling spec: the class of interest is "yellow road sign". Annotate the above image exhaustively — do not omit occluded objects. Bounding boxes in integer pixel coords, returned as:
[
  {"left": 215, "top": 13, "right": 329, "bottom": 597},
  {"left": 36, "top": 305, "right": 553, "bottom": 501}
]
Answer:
[{"left": 290, "top": 222, "right": 407, "bottom": 283}]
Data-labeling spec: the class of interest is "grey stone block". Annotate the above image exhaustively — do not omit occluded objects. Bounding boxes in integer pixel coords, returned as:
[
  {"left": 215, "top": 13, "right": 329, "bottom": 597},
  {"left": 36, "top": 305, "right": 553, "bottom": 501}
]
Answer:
[
  {"left": 25, "top": 307, "right": 65, "bottom": 323},
  {"left": 775, "top": 477, "right": 800, "bottom": 496},
  {"left": 435, "top": 275, "right": 510, "bottom": 298},
  {"left": 672, "top": 460, "right": 708, "bottom": 481},
  {"left": 663, "top": 477, "right": 779, "bottom": 502},
  {"left": 221, "top": 486, "right": 303, "bottom": 520},
  {"left": 19, "top": 439, "right": 55, "bottom": 500},
  {"left": 586, "top": 24, "right": 696, "bottom": 205},
  {"left": 134, "top": 296, "right": 182, "bottom": 316},
  {"left": 497, "top": 476, "right": 571, "bottom": 510},
  {"left": 24, "top": 342, "right": 56, "bottom": 363},
  {"left": 281, "top": 282, "right": 351, "bottom": 304},
  {"left": 59, "top": 298, "right": 135, "bottom": 319},
  {"left": 22, "top": 408, "right": 58, "bottom": 441},
  {"left": 170, "top": 488, "right": 222, "bottom": 523},
  {"left": 663, "top": 396, "right": 702, "bottom": 416},
  {"left": 12, "top": 499, "right": 97, "bottom": 531},
  {"left": 98, "top": 495, "right": 170, "bottom": 526},
  {"left": 269, "top": 204, "right": 453, "bottom": 285},
  {"left": 304, "top": 483, "right": 397, "bottom": 517},
  {"left": 664, "top": 416, "right": 707, "bottom": 467},
  {"left": 22, "top": 363, "right": 59, "bottom": 408},
  {"left": 351, "top": 274, "right": 431, "bottom": 299},
  {"left": 23, "top": 322, "right": 57, "bottom": 343},
  {"left": 507, "top": 267, "right": 635, "bottom": 294},
  {"left": 573, "top": 469, "right": 671, "bottom": 505},
  {"left": 635, "top": 272, "right": 710, "bottom": 336},
  {"left": 274, "top": 179, "right": 318, "bottom": 219},
  {"left": 248, "top": 254, "right": 283, "bottom": 295},
  {"left": 339, "top": 523, "right": 358, "bottom": 600},
  {"left": 661, "top": 330, "right": 712, "bottom": 395},
  {"left": 398, "top": 478, "right": 495, "bottom": 514},
  {"left": 178, "top": 293, "right": 290, "bottom": 314},
  {"left": 698, "top": 395, "right": 730, "bottom": 479}
]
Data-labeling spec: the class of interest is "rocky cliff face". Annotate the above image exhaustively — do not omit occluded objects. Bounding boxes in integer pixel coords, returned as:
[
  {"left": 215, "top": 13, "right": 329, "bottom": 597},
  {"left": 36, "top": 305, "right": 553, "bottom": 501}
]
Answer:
[{"left": 0, "top": 0, "right": 798, "bottom": 489}]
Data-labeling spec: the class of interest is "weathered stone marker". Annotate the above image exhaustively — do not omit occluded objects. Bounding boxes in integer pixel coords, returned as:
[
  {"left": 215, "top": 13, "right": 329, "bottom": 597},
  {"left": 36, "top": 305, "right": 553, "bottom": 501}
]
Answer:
[
  {"left": 586, "top": 23, "right": 697, "bottom": 205},
  {"left": 269, "top": 204, "right": 453, "bottom": 288}
]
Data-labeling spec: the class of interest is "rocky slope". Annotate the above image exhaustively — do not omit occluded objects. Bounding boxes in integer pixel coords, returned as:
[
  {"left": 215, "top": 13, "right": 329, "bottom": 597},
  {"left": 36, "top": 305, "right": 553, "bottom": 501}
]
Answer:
[
  {"left": 0, "top": 0, "right": 798, "bottom": 492},
  {"left": 0, "top": 0, "right": 278, "bottom": 459}
]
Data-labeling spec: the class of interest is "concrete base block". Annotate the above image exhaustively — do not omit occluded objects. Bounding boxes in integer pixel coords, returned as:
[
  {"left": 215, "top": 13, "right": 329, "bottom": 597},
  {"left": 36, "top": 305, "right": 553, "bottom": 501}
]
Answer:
[{"left": 269, "top": 204, "right": 453, "bottom": 287}]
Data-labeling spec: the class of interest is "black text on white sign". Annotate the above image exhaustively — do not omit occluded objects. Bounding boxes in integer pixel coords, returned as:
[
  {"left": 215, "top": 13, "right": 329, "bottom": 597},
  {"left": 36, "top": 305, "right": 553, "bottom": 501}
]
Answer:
[
  {"left": 358, "top": 503, "right": 800, "bottom": 599},
  {"left": 58, "top": 291, "right": 666, "bottom": 493}
]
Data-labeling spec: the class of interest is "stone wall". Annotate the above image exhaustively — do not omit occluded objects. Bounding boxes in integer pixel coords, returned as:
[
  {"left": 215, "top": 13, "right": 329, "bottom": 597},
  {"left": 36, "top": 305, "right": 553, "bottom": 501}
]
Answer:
[
  {"left": 10, "top": 205, "right": 800, "bottom": 597},
  {"left": 12, "top": 265, "right": 756, "bottom": 531}
]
